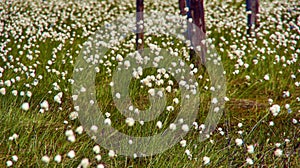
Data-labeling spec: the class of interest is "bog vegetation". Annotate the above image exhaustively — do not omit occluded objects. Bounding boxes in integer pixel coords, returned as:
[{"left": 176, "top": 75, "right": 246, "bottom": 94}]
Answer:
[{"left": 0, "top": 0, "right": 299, "bottom": 167}]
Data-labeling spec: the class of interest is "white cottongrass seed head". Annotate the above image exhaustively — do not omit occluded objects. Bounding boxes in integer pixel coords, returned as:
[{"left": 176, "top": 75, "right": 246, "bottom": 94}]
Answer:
[
  {"left": 235, "top": 138, "right": 243, "bottom": 146},
  {"left": 203, "top": 156, "right": 210, "bottom": 165}
]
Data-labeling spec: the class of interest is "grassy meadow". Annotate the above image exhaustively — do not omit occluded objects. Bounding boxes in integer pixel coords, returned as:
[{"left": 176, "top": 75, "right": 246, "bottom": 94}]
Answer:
[{"left": 0, "top": 0, "right": 299, "bottom": 167}]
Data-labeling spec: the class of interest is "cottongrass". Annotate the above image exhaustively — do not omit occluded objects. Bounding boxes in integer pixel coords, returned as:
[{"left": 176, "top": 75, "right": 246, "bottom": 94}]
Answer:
[
  {"left": 203, "top": 156, "right": 210, "bottom": 165},
  {"left": 6, "top": 160, "right": 13, "bottom": 167},
  {"left": 0, "top": 0, "right": 299, "bottom": 167},
  {"left": 235, "top": 138, "right": 243, "bottom": 146},
  {"left": 54, "top": 154, "right": 62, "bottom": 163},
  {"left": 41, "top": 155, "right": 50, "bottom": 164}
]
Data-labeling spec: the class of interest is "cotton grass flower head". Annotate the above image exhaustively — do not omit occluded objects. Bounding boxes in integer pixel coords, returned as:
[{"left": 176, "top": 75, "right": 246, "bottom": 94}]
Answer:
[
  {"left": 0, "top": 88, "right": 6, "bottom": 95},
  {"left": 180, "top": 140, "right": 187, "bottom": 147},
  {"left": 274, "top": 148, "right": 283, "bottom": 157},
  {"left": 235, "top": 138, "right": 243, "bottom": 146},
  {"left": 95, "top": 155, "right": 102, "bottom": 162},
  {"left": 8, "top": 133, "right": 19, "bottom": 141},
  {"left": 246, "top": 157, "right": 254, "bottom": 165},
  {"left": 181, "top": 124, "right": 189, "bottom": 132},
  {"left": 247, "top": 145, "right": 254, "bottom": 154},
  {"left": 78, "top": 158, "right": 89, "bottom": 168},
  {"left": 108, "top": 150, "right": 116, "bottom": 157},
  {"left": 54, "top": 92, "right": 63, "bottom": 104},
  {"left": 54, "top": 154, "right": 62, "bottom": 163},
  {"left": 185, "top": 149, "right": 192, "bottom": 159},
  {"left": 125, "top": 117, "right": 135, "bottom": 126},
  {"left": 67, "top": 150, "right": 76, "bottom": 159},
  {"left": 40, "top": 100, "right": 49, "bottom": 112},
  {"left": 169, "top": 123, "right": 176, "bottom": 130},
  {"left": 90, "top": 125, "right": 98, "bottom": 132},
  {"left": 12, "top": 155, "right": 18, "bottom": 162},
  {"left": 263, "top": 74, "right": 270, "bottom": 81},
  {"left": 67, "top": 135, "right": 76, "bottom": 142},
  {"left": 115, "top": 92, "right": 121, "bottom": 99},
  {"left": 65, "top": 130, "right": 74, "bottom": 137},
  {"left": 97, "top": 164, "right": 105, "bottom": 168},
  {"left": 12, "top": 90, "right": 18, "bottom": 96},
  {"left": 268, "top": 98, "right": 273, "bottom": 105},
  {"left": 6, "top": 160, "right": 13, "bottom": 167},
  {"left": 238, "top": 123, "right": 243, "bottom": 128},
  {"left": 93, "top": 145, "right": 101, "bottom": 154},
  {"left": 21, "top": 102, "right": 29, "bottom": 111},
  {"left": 270, "top": 104, "right": 280, "bottom": 116},
  {"left": 275, "top": 143, "right": 281, "bottom": 147},
  {"left": 41, "top": 155, "right": 50, "bottom": 163},
  {"left": 203, "top": 156, "right": 210, "bottom": 165},
  {"left": 283, "top": 90, "right": 290, "bottom": 98},
  {"left": 75, "top": 126, "right": 84, "bottom": 134},
  {"left": 69, "top": 111, "right": 79, "bottom": 120},
  {"left": 156, "top": 121, "right": 163, "bottom": 129},
  {"left": 292, "top": 118, "right": 298, "bottom": 124},
  {"left": 104, "top": 118, "right": 112, "bottom": 125}
]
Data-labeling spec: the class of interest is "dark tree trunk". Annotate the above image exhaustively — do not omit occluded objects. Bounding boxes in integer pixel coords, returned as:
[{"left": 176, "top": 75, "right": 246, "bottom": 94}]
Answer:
[
  {"left": 190, "top": 0, "right": 205, "bottom": 33},
  {"left": 246, "top": 0, "right": 259, "bottom": 36},
  {"left": 179, "top": 0, "right": 186, "bottom": 15},
  {"left": 254, "top": 0, "right": 259, "bottom": 29},
  {"left": 188, "top": 0, "right": 206, "bottom": 65},
  {"left": 199, "top": 0, "right": 206, "bottom": 33},
  {"left": 198, "top": 0, "right": 206, "bottom": 65},
  {"left": 136, "top": 0, "right": 144, "bottom": 52}
]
